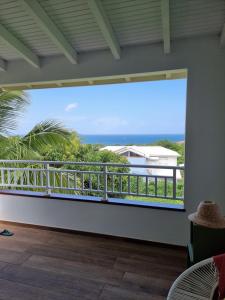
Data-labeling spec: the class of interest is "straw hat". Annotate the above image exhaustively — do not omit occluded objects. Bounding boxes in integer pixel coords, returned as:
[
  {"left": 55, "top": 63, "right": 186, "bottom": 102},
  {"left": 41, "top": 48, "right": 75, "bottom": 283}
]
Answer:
[{"left": 188, "top": 201, "right": 225, "bottom": 229}]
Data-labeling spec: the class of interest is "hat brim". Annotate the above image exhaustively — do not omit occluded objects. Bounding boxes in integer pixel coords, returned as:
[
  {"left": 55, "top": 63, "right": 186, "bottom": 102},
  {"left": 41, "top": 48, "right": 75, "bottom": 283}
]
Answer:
[{"left": 188, "top": 213, "right": 225, "bottom": 229}]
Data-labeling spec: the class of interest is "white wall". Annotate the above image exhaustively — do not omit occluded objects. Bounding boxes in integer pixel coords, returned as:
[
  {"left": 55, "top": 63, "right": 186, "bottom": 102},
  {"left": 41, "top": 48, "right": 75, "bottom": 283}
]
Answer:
[
  {"left": 146, "top": 156, "right": 180, "bottom": 177},
  {"left": 0, "top": 36, "right": 225, "bottom": 246},
  {"left": 0, "top": 194, "right": 186, "bottom": 245}
]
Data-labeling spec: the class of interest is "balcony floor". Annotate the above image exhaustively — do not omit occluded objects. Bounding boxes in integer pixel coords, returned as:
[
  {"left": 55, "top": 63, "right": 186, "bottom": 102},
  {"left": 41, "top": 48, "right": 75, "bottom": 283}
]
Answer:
[{"left": 0, "top": 222, "right": 186, "bottom": 300}]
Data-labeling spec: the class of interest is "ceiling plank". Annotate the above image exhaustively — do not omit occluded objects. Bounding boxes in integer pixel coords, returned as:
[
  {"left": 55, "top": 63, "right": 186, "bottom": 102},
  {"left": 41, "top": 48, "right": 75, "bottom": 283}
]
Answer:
[
  {"left": 0, "top": 24, "right": 40, "bottom": 68},
  {"left": 20, "top": 0, "right": 78, "bottom": 64},
  {"left": 220, "top": 23, "right": 225, "bottom": 46},
  {"left": 161, "top": 0, "right": 171, "bottom": 54},
  {"left": 87, "top": 0, "right": 121, "bottom": 59},
  {"left": 0, "top": 59, "right": 6, "bottom": 71}
]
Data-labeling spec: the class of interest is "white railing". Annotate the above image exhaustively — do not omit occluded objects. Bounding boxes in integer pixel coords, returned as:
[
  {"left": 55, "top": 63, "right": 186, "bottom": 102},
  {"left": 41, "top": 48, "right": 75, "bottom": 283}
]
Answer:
[{"left": 0, "top": 160, "right": 184, "bottom": 201}]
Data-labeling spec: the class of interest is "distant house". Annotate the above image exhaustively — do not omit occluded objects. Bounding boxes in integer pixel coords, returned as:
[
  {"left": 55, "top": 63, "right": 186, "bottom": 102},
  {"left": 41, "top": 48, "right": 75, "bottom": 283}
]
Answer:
[{"left": 100, "top": 146, "right": 181, "bottom": 179}]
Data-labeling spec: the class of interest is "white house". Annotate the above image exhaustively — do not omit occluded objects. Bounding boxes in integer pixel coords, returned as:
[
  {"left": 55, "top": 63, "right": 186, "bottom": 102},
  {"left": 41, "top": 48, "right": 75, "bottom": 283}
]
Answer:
[{"left": 100, "top": 145, "right": 181, "bottom": 179}]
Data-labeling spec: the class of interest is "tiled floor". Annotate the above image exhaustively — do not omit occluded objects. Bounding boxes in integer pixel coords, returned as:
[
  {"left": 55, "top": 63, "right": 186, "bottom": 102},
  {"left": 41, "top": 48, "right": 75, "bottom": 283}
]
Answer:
[{"left": 0, "top": 222, "right": 186, "bottom": 299}]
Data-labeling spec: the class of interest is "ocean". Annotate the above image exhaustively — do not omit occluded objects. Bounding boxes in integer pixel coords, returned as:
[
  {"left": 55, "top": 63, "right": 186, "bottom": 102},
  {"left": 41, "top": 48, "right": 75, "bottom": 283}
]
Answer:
[{"left": 80, "top": 134, "right": 184, "bottom": 145}]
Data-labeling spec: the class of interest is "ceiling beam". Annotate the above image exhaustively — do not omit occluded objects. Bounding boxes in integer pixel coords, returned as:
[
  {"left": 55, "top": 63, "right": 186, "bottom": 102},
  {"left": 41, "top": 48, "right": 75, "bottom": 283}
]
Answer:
[
  {"left": 0, "top": 59, "right": 6, "bottom": 71},
  {"left": 0, "top": 24, "right": 40, "bottom": 68},
  {"left": 161, "top": 0, "right": 171, "bottom": 54},
  {"left": 220, "top": 23, "right": 225, "bottom": 46},
  {"left": 87, "top": 0, "right": 121, "bottom": 59},
  {"left": 20, "top": 0, "right": 78, "bottom": 64}
]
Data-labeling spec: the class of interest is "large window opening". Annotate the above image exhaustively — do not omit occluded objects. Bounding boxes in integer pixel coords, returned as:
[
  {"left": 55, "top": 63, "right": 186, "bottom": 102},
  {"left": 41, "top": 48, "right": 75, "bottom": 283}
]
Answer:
[{"left": 0, "top": 73, "right": 187, "bottom": 209}]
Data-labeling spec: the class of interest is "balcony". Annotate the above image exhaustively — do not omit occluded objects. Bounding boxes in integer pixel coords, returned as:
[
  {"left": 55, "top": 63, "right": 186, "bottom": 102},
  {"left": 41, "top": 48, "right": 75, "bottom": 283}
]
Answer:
[
  {"left": 0, "top": 221, "right": 186, "bottom": 299},
  {"left": 0, "top": 0, "right": 223, "bottom": 298},
  {"left": 0, "top": 160, "right": 184, "bottom": 210}
]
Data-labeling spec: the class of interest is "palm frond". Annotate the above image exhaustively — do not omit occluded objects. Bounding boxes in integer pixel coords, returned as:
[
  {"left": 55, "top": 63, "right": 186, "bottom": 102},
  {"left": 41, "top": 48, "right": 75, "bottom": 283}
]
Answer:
[
  {"left": 0, "top": 90, "right": 29, "bottom": 135},
  {"left": 22, "top": 120, "right": 70, "bottom": 153},
  {"left": 0, "top": 136, "right": 41, "bottom": 160},
  {"left": 0, "top": 134, "right": 9, "bottom": 148}
]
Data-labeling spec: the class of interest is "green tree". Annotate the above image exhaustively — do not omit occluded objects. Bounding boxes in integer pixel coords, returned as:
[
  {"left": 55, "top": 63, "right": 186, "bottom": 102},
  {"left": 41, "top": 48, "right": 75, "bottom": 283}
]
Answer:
[
  {"left": 0, "top": 120, "right": 70, "bottom": 160},
  {"left": 0, "top": 90, "right": 70, "bottom": 160},
  {"left": 40, "top": 138, "right": 130, "bottom": 197},
  {"left": 0, "top": 90, "right": 28, "bottom": 135},
  {"left": 40, "top": 131, "right": 80, "bottom": 162},
  {"left": 0, "top": 90, "right": 71, "bottom": 192}
]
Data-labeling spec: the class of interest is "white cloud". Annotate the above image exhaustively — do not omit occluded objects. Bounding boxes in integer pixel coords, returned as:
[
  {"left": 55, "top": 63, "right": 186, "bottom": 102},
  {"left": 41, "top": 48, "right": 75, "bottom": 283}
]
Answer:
[{"left": 65, "top": 102, "right": 78, "bottom": 112}]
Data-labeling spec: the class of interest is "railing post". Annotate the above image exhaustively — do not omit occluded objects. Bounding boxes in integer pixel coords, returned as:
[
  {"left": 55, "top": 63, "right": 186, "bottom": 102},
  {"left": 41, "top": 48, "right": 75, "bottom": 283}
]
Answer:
[
  {"left": 45, "top": 163, "right": 51, "bottom": 196},
  {"left": 102, "top": 165, "right": 108, "bottom": 202},
  {"left": 173, "top": 168, "right": 177, "bottom": 200}
]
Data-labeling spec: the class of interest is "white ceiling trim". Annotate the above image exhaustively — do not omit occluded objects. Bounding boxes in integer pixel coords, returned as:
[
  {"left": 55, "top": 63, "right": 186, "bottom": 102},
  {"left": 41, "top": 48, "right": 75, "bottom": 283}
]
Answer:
[
  {"left": 0, "top": 24, "right": 40, "bottom": 68},
  {"left": 0, "top": 68, "right": 187, "bottom": 89},
  {"left": 87, "top": 0, "right": 121, "bottom": 59},
  {"left": 161, "top": 0, "right": 171, "bottom": 54},
  {"left": 20, "top": 0, "right": 78, "bottom": 64}
]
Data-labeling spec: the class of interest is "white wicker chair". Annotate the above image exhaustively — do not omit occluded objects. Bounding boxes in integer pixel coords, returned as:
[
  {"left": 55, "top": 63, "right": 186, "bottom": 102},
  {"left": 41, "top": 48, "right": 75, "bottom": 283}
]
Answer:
[{"left": 167, "top": 258, "right": 219, "bottom": 300}]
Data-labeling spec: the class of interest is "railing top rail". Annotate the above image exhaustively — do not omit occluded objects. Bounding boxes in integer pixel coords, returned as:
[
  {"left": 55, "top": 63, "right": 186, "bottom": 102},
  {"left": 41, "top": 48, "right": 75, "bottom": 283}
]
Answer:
[
  {"left": 0, "top": 167, "right": 174, "bottom": 178},
  {"left": 0, "top": 159, "right": 184, "bottom": 170}
]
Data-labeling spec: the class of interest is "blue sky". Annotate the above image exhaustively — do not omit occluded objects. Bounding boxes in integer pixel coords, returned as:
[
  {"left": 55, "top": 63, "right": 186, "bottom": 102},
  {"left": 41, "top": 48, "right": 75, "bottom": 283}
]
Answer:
[{"left": 17, "top": 79, "right": 187, "bottom": 135}]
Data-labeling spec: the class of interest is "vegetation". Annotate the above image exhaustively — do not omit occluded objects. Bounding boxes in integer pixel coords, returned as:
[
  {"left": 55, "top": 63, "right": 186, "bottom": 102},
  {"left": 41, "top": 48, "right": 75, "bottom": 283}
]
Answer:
[
  {"left": 0, "top": 90, "right": 130, "bottom": 196},
  {"left": 0, "top": 89, "right": 184, "bottom": 205},
  {"left": 39, "top": 134, "right": 129, "bottom": 197},
  {"left": 39, "top": 137, "right": 184, "bottom": 204},
  {"left": 0, "top": 90, "right": 28, "bottom": 135},
  {"left": 0, "top": 120, "right": 71, "bottom": 160},
  {"left": 127, "top": 196, "right": 183, "bottom": 205},
  {"left": 0, "top": 90, "right": 70, "bottom": 160}
]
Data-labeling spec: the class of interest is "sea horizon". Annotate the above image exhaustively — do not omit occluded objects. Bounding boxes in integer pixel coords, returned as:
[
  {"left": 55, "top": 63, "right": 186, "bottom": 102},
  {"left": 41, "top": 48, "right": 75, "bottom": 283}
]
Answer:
[{"left": 80, "top": 133, "right": 185, "bottom": 145}]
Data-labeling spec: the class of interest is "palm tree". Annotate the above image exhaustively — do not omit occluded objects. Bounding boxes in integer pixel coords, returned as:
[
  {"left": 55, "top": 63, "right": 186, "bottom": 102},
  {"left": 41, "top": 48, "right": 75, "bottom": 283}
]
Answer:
[
  {"left": 0, "top": 90, "right": 72, "bottom": 236},
  {"left": 0, "top": 90, "right": 70, "bottom": 160},
  {"left": 0, "top": 120, "right": 71, "bottom": 160},
  {"left": 0, "top": 90, "right": 28, "bottom": 134},
  {"left": 0, "top": 89, "right": 74, "bottom": 194}
]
